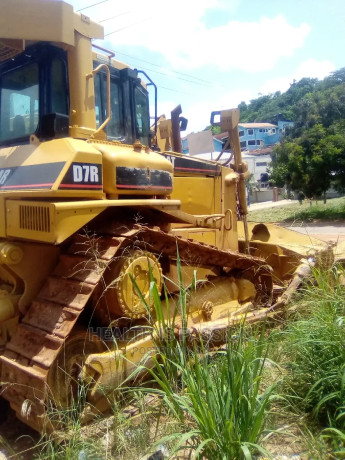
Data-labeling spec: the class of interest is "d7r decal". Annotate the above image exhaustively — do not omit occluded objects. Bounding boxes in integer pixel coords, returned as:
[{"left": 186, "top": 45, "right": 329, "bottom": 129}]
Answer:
[{"left": 60, "top": 163, "right": 103, "bottom": 190}]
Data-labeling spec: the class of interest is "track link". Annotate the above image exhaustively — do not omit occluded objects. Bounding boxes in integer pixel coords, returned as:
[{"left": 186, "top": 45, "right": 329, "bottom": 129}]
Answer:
[
  {"left": 0, "top": 225, "right": 272, "bottom": 432},
  {"left": 0, "top": 234, "right": 125, "bottom": 431}
]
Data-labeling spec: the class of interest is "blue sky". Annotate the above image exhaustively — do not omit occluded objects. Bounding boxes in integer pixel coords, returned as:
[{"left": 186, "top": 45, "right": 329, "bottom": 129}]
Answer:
[{"left": 69, "top": 0, "right": 345, "bottom": 133}]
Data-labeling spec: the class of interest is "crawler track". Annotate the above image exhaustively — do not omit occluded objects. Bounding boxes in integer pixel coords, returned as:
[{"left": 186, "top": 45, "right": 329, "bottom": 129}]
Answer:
[{"left": 0, "top": 224, "right": 272, "bottom": 432}]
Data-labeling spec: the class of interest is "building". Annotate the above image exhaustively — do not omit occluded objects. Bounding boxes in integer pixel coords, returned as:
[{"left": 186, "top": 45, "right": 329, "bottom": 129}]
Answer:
[
  {"left": 181, "top": 118, "right": 293, "bottom": 192},
  {"left": 213, "top": 120, "right": 294, "bottom": 151},
  {"left": 238, "top": 122, "right": 278, "bottom": 150},
  {"left": 181, "top": 132, "right": 223, "bottom": 157},
  {"left": 242, "top": 148, "right": 272, "bottom": 187}
]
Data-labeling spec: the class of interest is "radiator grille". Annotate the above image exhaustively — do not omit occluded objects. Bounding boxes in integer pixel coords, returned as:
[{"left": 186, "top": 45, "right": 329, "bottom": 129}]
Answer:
[{"left": 19, "top": 205, "right": 51, "bottom": 233}]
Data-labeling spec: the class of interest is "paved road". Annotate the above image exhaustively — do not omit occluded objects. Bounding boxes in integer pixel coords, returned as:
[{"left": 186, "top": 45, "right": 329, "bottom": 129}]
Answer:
[
  {"left": 248, "top": 199, "right": 293, "bottom": 210},
  {"left": 284, "top": 222, "right": 345, "bottom": 245},
  {"left": 249, "top": 199, "right": 345, "bottom": 243}
]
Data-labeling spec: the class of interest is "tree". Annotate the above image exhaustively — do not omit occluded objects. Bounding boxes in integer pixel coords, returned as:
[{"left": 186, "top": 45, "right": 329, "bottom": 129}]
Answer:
[
  {"left": 270, "top": 142, "right": 305, "bottom": 191},
  {"left": 201, "top": 67, "right": 345, "bottom": 199},
  {"left": 270, "top": 128, "right": 344, "bottom": 199},
  {"left": 203, "top": 124, "right": 222, "bottom": 135}
]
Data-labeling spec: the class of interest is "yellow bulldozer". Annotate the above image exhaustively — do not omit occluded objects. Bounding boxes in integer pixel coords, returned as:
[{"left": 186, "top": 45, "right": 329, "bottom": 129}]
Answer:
[{"left": 0, "top": 0, "right": 333, "bottom": 432}]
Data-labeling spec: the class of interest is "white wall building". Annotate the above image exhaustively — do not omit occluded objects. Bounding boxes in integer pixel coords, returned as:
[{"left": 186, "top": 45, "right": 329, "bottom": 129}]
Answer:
[
  {"left": 186, "top": 150, "right": 272, "bottom": 188},
  {"left": 242, "top": 152, "right": 271, "bottom": 187}
]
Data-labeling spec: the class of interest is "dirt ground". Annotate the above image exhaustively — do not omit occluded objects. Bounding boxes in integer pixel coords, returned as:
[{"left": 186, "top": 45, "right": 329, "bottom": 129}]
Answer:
[
  {"left": 0, "top": 409, "right": 39, "bottom": 459},
  {"left": 286, "top": 221, "right": 345, "bottom": 243}
]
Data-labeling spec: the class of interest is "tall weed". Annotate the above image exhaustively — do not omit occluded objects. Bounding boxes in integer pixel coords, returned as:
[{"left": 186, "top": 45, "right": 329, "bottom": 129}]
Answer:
[
  {"left": 131, "top": 263, "right": 276, "bottom": 459},
  {"left": 281, "top": 267, "right": 345, "bottom": 428}
]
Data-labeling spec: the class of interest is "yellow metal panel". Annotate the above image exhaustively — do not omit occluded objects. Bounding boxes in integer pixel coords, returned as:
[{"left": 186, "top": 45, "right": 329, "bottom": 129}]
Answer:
[
  {"left": 53, "top": 200, "right": 181, "bottom": 244},
  {"left": 5, "top": 199, "right": 181, "bottom": 244},
  {"left": 6, "top": 201, "right": 57, "bottom": 243},
  {"left": 54, "top": 206, "right": 106, "bottom": 244},
  {"left": 0, "top": 138, "right": 102, "bottom": 167},
  {"left": 6, "top": 200, "right": 105, "bottom": 244},
  {"left": 220, "top": 167, "right": 239, "bottom": 251},
  {"left": 171, "top": 177, "right": 216, "bottom": 215},
  {"left": 238, "top": 221, "right": 328, "bottom": 255},
  {"left": 0, "top": 138, "right": 104, "bottom": 199},
  {"left": 68, "top": 33, "right": 98, "bottom": 132},
  {"left": 0, "top": 1, "right": 74, "bottom": 45},
  {"left": 95, "top": 142, "right": 173, "bottom": 196},
  {"left": 0, "top": 1, "right": 103, "bottom": 45},
  {"left": 0, "top": 198, "right": 5, "bottom": 238},
  {"left": 73, "top": 11, "right": 103, "bottom": 40},
  {"left": 214, "top": 176, "right": 222, "bottom": 214}
]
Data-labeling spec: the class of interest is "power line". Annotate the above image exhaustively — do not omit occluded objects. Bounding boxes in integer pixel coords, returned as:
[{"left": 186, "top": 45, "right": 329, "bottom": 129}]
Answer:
[
  {"left": 156, "top": 85, "right": 199, "bottom": 96},
  {"left": 137, "top": 64, "right": 212, "bottom": 88},
  {"left": 88, "top": 10, "right": 216, "bottom": 89},
  {"left": 99, "top": 11, "right": 131, "bottom": 23},
  {"left": 94, "top": 44, "right": 215, "bottom": 89},
  {"left": 126, "top": 64, "right": 204, "bottom": 96},
  {"left": 104, "top": 17, "right": 152, "bottom": 36},
  {"left": 80, "top": 7, "right": 212, "bottom": 86},
  {"left": 77, "top": 0, "right": 109, "bottom": 12},
  {"left": 112, "top": 50, "right": 213, "bottom": 86}
]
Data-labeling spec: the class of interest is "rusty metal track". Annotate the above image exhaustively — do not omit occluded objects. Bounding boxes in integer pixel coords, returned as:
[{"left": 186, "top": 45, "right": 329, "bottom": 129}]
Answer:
[
  {"left": 0, "top": 225, "right": 272, "bottom": 432},
  {"left": 0, "top": 234, "right": 125, "bottom": 431}
]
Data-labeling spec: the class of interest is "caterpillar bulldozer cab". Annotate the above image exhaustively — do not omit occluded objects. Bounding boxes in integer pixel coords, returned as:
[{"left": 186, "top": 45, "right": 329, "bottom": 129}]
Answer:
[{"left": 0, "top": 0, "right": 333, "bottom": 432}]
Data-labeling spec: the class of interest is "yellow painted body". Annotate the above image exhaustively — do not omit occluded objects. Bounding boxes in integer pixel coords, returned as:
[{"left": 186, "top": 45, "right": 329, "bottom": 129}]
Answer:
[{"left": 0, "top": 0, "right": 334, "bottom": 430}]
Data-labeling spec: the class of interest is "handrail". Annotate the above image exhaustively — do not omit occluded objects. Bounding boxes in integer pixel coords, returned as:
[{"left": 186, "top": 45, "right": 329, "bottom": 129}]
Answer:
[
  {"left": 87, "top": 63, "right": 111, "bottom": 137},
  {"left": 92, "top": 43, "right": 115, "bottom": 61}
]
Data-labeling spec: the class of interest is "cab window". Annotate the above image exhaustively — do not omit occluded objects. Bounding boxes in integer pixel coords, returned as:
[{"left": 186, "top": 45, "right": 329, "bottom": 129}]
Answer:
[
  {"left": 134, "top": 86, "right": 149, "bottom": 145},
  {"left": 0, "top": 63, "right": 39, "bottom": 141},
  {"left": 94, "top": 71, "right": 124, "bottom": 140},
  {"left": 94, "top": 73, "right": 102, "bottom": 128},
  {"left": 107, "top": 80, "right": 123, "bottom": 139},
  {"left": 51, "top": 58, "right": 68, "bottom": 114}
]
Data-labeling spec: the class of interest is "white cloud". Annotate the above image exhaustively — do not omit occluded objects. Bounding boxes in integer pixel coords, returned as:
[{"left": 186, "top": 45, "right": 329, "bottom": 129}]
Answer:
[
  {"left": 71, "top": 1, "right": 310, "bottom": 72},
  {"left": 153, "top": 100, "right": 179, "bottom": 120},
  {"left": 259, "top": 58, "right": 336, "bottom": 95},
  {"left": 183, "top": 89, "right": 253, "bottom": 133},
  {"left": 170, "top": 15, "right": 310, "bottom": 72}
]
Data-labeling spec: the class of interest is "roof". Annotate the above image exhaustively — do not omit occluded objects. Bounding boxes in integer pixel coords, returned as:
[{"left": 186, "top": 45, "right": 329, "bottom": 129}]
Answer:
[
  {"left": 243, "top": 147, "right": 274, "bottom": 155},
  {"left": 213, "top": 132, "right": 229, "bottom": 141},
  {"left": 238, "top": 123, "right": 277, "bottom": 128}
]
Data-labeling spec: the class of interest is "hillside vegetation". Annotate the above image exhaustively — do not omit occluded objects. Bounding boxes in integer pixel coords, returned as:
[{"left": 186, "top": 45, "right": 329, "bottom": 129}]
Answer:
[
  {"left": 238, "top": 68, "right": 345, "bottom": 126},
  {"left": 238, "top": 68, "right": 345, "bottom": 199}
]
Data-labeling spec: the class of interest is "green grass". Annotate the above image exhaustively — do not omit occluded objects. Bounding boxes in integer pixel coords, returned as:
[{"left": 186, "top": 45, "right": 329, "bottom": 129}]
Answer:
[
  {"left": 265, "top": 266, "right": 345, "bottom": 457},
  {"left": 248, "top": 196, "right": 345, "bottom": 223},
  {"left": 129, "top": 267, "right": 277, "bottom": 460},
  {"left": 11, "top": 254, "right": 345, "bottom": 459},
  {"left": 138, "top": 330, "right": 276, "bottom": 459},
  {"left": 281, "top": 267, "right": 345, "bottom": 427}
]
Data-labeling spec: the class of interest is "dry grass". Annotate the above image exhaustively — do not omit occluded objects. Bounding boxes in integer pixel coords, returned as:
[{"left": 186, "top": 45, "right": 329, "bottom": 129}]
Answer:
[{"left": 248, "top": 196, "right": 345, "bottom": 223}]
